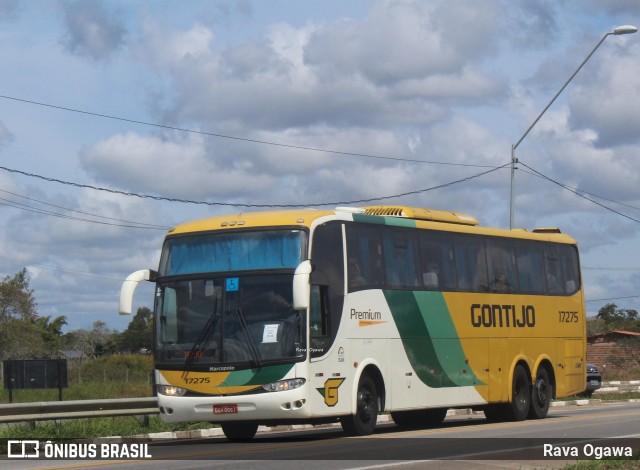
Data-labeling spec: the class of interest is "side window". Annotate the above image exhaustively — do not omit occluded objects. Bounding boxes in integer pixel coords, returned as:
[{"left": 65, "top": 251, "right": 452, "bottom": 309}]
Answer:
[
  {"left": 383, "top": 229, "right": 419, "bottom": 288},
  {"left": 157, "top": 286, "right": 178, "bottom": 343},
  {"left": 486, "top": 239, "right": 517, "bottom": 293},
  {"left": 560, "top": 245, "right": 580, "bottom": 294},
  {"left": 515, "top": 241, "right": 546, "bottom": 294},
  {"left": 544, "top": 245, "right": 563, "bottom": 294},
  {"left": 310, "top": 222, "right": 344, "bottom": 357},
  {"left": 454, "top": 236, "right": 488, "bottom": 292},
  {"left": 346, "top": 224, "right": 384, "bottom": 291},
  {"left": 309, "top": 285, "right": 330, "bottom": 358},
  {"left": 419, "top": 232, "right": 455, "bottom": 290}
]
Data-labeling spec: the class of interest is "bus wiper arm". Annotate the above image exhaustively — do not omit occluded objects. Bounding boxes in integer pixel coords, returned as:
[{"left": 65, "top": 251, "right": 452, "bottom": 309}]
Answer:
[
  {"left": 183, "top": 310, "right": 220, "bottom": 378},
  {"left": 235, "top": 307, "right": 262, "bottom": 367}
]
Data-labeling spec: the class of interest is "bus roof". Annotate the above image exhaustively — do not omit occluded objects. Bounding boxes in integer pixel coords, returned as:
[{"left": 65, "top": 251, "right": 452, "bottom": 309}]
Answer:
[
  {"left": 167, "top": 208, "right": 335, "bottom": 235},
  {"left": 166, "top": 205, "right": 577, "bottom": 244}
]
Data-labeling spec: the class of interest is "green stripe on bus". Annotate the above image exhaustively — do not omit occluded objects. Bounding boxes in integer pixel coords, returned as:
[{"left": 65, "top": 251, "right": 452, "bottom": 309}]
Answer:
[
  {"left": 384, "top": 290, "right": 483, "bottom": 388},
  {"left": 223, "top": 364, "right": 294, "bottom": 386},
  {"left": 352, "top": 214, "right": 417, "bottom": 228}
]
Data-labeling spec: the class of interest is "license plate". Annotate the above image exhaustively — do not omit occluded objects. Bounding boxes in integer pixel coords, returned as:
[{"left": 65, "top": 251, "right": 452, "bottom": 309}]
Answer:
[
  {"left": 213, "top": 404, "right": 238, "bottom": 414},
  {"left": 590, "top": 380, "right": 600, "bottom": 386}
]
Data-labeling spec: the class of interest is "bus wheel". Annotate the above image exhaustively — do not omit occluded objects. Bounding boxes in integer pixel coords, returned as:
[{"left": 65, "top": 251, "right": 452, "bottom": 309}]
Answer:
[
  {"left": 221, "top": 422, "right": 258, "bottom": 441},
  {"left": 483, "top": 404, "right": 509, "bottom": 422},
  {"left": 529, "top": 367, "right": 552, "bottom": 419},
  {"left": 509, "top": 365, "right": 531, "bottom": 421},
  {"left": 341, "top": 375, "right": 379, "bottom": 436},
  {"left": 392, "top": 408, "right": 447, "bottom": 428}
]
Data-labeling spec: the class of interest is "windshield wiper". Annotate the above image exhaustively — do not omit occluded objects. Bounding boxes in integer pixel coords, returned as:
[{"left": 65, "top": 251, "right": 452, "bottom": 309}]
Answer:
[
  {"left": 235, "top": 307, "right": 262, "bottom": 367},
  {"left": 182, "top": 309, "right": 220, "bottom": 379}
]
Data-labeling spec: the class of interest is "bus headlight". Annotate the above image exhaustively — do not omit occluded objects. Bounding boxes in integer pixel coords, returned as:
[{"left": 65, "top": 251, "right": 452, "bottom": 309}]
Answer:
[
  {"left": 157, "top": 385, "right": 187, "bottom": 396},
  {"left": 262, "top": 378, "right": 306, "bottom": 392}
]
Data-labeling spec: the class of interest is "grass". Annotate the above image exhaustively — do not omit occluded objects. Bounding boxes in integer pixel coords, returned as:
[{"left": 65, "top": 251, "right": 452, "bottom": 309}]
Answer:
[
  {"left": 0, "top": 416, "right": 215, "bottom": 440},
  {"left": 562, "top": 459, "right": 639, "bottom": 469},
  {"left": 590, "top": 392, "right": 640, "bottom": 401},
  {"left": 1, "top": 354, "right": 154, "bottom": 403},
  {"left": 0, "top": 354, "right": 218, "bottom": 439},
  {"left": 0, "top": 354, "right": 193, "bottom": 440},
  {"left": 600, "top": 366, "right": 640, "bottom": 382},
  {"left": 559, "top": 391, "right": 640, "bottom": 402}
]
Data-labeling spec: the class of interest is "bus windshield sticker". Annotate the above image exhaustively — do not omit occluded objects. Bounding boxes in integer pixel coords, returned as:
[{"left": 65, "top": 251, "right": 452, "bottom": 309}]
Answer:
[
  {"left": 226, "top": 277, "right": 239, "bottom": 292},
  {"left": 262, "top": 324, "right": 279, "bottom": 343}
]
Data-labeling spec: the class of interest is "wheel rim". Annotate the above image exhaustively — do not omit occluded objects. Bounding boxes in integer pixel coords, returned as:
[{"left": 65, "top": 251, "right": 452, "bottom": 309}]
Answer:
[
  {"left": 515, "top": 375, "right": 528, "bottom": 410},
  {"left": 534, "top": 378, "right": 549, "bottom": 407},
  {"left": 357, "top": 387, "right": 375, "bottom": 423}
]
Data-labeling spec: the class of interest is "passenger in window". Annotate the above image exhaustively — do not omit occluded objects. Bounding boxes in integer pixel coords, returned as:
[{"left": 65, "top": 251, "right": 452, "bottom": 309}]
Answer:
[
  {"left": 492, "top": 269, "right": 510, "bottom": 292},
  {"left": 348, "top": 259, "right": 366, "bottom": 288},
  {"left": 545, "top": 255, "right": 562, "bottom": 293},
  {"left": 547, "top": 273, "right": 561, "bottom": 293},
  {"left": 388, "top": 249, "right": 419, "bottom": 287},
  {"left": 423, "top": 262, "right": 439, "bottom": 288}
]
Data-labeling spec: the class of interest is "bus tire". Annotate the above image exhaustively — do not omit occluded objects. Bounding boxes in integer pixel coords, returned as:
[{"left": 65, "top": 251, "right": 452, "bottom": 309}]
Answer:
[
  {"left": 483, "top": 404, "right": 509, "bottom": 422},
  {"left": 391, "top": 408, "right": 447, "bottom": 428},
  {"left": 509, "top": 364, "right": 531, "bottom": 421},
  {"left": 221, "top": 422, "right": 258, "bottom": 441},
  {"left": 529, "top": 367, "right": 552, "bottom": 419},
  {"left": 341, "top": 375, "right": 379, "bottom": 436}
]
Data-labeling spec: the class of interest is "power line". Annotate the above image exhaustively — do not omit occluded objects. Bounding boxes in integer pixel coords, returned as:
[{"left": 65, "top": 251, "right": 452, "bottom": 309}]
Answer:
[
  {"left": 0, "top": 188, "right": 170, "bottom": 230},
  {"left": 0, "top": 162, "right": 510, "bottom": 208},
  {"left": 519, "top": 167, "right": 640, "bottom": 214},
  {"left": 586, "top": 295, "right": 639, "bottom": 303},
  {"left": 576, "top": 189, "right": 640, "bottom": 213},
  {"left": 0, "top": 93, "right": 497, "bottom": 169},
  {"left": 0, "top": 255, "right": 123, "bottom": 280},
  {"left": 518, "top": 162, "right": 640, "bottom": 224},
  {"left": 583, "top": 267, "right": 640, "bottom": 271}
]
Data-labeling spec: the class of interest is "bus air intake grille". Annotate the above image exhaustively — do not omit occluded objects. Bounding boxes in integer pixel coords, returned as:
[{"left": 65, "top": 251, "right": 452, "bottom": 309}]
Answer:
[
  {"left": 364, "top": 207, "right": 405, "bottom": 217},
  {"left": 362, "top": 206, "right": 479, "bottom": 226}
]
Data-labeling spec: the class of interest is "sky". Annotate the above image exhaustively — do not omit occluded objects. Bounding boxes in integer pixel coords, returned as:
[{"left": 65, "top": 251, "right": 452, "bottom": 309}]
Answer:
[{"left": 0, "top": 0, "right": 639, "bottom": 332}]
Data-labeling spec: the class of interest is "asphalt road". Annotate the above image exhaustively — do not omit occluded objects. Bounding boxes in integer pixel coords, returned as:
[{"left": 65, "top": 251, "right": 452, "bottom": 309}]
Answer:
[{"left": 3, "top": 401, "right": 640, "bottom": 469}]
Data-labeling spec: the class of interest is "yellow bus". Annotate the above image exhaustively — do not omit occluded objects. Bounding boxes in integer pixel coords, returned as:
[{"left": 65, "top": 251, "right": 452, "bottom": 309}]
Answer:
[{"left": 119, "top": 205, "right": 586, "bottom": 440}]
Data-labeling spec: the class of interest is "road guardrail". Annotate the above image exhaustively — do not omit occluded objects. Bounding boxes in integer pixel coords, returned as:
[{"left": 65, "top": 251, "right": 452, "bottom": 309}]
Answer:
[{"left": 0, "top": 397, "right": 158, "bottom": 424}]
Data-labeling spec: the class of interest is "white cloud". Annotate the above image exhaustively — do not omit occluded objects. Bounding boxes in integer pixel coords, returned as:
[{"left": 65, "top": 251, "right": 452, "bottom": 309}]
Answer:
[
  {"left": 569, "top": 40, "right": 640, "bottom": 148},
  {"left": 136, "top": 21, "right": 214, "bottom": 69},
  {"left": 3, "top": 0, "right": 640, "bottom": 330},
  {"left": 60, "top": 0, "right": 127, "bottom": 60},
  {"left": 80, "top": 131, "right": 276, "bottom": 200},
  {"left": 132, "top": 1, "right": 504, "bottom": 134}
]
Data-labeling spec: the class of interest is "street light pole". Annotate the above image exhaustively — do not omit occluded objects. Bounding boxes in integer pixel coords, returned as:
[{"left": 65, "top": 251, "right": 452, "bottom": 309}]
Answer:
[{"left": 509, "top": 25, "right": 637, "bottom": 229}]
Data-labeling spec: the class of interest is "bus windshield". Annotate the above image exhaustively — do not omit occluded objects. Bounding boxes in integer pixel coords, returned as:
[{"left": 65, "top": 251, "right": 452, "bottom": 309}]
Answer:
[
  {"left": 155, "top": 229, "right": 307, "bottom": 369},
  {"left": 156, "top": 274, "right": 306, "bottom": 368}
]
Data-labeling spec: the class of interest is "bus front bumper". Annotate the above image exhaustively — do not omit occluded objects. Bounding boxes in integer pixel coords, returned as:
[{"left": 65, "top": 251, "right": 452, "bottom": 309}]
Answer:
[{"left": 157, "top": 386, "right": 313, "bottom": 424}]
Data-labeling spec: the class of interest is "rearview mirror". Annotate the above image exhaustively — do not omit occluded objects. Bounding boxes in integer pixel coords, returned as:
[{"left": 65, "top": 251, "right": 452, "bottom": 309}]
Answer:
[
  {"left": 119, "top": 269, "right": 156, "bottom": 315},
  {"left": 292, "top": 260, "right": 312, "bottom": 310}
]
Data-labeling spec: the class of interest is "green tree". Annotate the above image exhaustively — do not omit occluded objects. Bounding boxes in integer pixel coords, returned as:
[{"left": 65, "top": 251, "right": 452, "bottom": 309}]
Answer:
[
  {"left": 596, "top": 303, "right": 640, "bottom": 331},
  {"left": 33, "top": 315, "right": 68, "bottom": 351},
  {"left": 63, "top": 321, "right": 119, "bottom": 358},
  {"left": 119, "top": 307, "right": 153, "bottom": 353},
  {"left": 0, "top": 269, "right": 44, "bottom": 359},
  {"left": 0, "top": 269, "right": 37, "bottom": 321}
]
